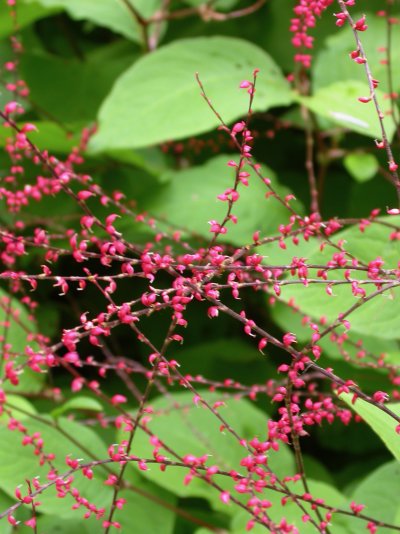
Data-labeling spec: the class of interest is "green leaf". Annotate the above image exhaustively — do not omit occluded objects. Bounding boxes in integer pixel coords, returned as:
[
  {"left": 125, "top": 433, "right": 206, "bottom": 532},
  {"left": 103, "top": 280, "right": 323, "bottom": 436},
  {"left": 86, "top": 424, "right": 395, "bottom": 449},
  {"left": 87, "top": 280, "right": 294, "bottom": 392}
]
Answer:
[
  {"left": 0, "top": 290, "right": 44, "bottom": 394},
  {"left": 23, "top": 0, "right": 163, "bottom": 43},
  {"left": 15, "top": 487, "right": 177, "bottom": 534},
  {"left": 0, "top": 1, "right": 57, "bottom": 39},
  {"left": 20, "top": 51, "right": 135, "bottom": 124},
  {"left": 340, "top": 461, "right": 400, "bottom": 533},
  {"left": 0, "top": 122, "right": 82, "bottom": 153},
  {"left": 106, "top": 147, "right": 169, "bottom": 177},
  {"left": 145, "top": 155, "right": 302, "bottom": 246},
  {"left": 339, "top": 393, "right": 400, "bottom": 462},
  {"left": 0, "top": 489, "right": 16, "bottom": 534},
  {"left": 0, "top": 395, "right": 37, "bottom": 425},
  {"left": 90, "top": 37, "right": 293, "bottom": 151},
  {"left": 270, "top": 300, "right": 398, "bottom": 364},
  {"left": 276, "top": 218, "right": 400, "bottom": 339},
  {"left": 118, "top": 391, "right": 294, "bottom": 510},
  {"left": 314, "top": 13, "right": 400, "bottom": 95},
  {"left": 51, "top": 396, "right": 103, "bottom": 419},
  {"left": 344, "top": 152, "right": 379, "bottom": 183},
  {"left": 114, "top": 486, "right": 177, "bottom": 534},
  {"left": 298, "top": 81, "right": 396, "bottom": 139},
  {"left": 0, "top": 417, "right": 113, "bottom": 518},
  {"left": 16, "top": 517, "right": 91, "bottom": 534}
]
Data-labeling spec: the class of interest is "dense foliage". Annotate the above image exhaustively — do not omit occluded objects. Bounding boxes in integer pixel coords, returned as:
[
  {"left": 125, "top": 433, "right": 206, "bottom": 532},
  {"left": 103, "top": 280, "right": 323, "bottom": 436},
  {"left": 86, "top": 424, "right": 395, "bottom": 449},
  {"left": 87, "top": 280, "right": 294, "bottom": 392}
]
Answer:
[{"left": 0, "top": 0, "right": 400, "bottom": 532}]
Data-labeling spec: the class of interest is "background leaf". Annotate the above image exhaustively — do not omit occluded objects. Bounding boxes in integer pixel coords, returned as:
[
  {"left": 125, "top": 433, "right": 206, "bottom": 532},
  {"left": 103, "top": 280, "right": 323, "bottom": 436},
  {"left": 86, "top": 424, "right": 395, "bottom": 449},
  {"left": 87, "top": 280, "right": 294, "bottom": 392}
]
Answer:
[
  {"left": 298, "top": 81, "right": 396, "bottom": 139},
  {"left": 23, "top": 0, "right": 163, "bottom": 43},
  {"left": 314, "top": 12, "right": 400, "bottom": 95},
  {"left": 339, "top": 393, "right": 400, "bottom": 462},
  {"left": 90, "top": 36, "right": 293, "bottom": 151},
  {"left": 339, "top": 461, "right": 400, "bottom": 533},
  {"left": 119, "top": 391, "right": 295, "bottom": 510},
  {"left": 145, "top": 154, "right": 302, "bottom": 246},
  {"left": 276, "top": 218, "right": 400, "bottom": 339},
  {"left": 344, "top": 152, "right": 379, "bottom": 183},
  {"left": 0, "top": 417, "right": 112, "bottom": 518}
]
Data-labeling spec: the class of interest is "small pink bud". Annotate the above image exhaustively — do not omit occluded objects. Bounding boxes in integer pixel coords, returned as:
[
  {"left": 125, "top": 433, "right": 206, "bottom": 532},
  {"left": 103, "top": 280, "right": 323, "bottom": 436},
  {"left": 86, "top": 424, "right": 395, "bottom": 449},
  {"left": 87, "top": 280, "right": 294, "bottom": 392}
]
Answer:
[
  {"left": 239, "top": 80, "right": 251, "bottom": 89},
  {"left": 372, "top": 391, "right": 389, "bottom": 403},
  {"left": 111, "top": 394, "right": 127, "bottom": 406},
  {"left": 220, "top": 491, "right": 230, "bottom": 504},
  {"left": 77, "top": 190, "right": 93, "bottom": 201},
  {"left": 231, "top": 121, "right": 245, "bottom": 135},
  {"left": 207, "top": 306, "right": 219, "bottom": 318},
  {"left": 353, "top": 15, "right": 368, "bottom": 31},
  {"left": 258, "top": 338, "right": 268, "bottom": 352},
  {"left": 283, "top": 333, "right": 296, "bottom": 346}
]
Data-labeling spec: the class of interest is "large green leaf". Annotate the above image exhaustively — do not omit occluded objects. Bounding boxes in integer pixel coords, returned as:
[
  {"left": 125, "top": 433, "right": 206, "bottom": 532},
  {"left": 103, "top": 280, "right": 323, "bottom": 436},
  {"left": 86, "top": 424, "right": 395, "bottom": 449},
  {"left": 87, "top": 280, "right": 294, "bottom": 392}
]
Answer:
[
  {"left": 340, "top": 461, "right": 400, "bottom": 533},
  {"left": 298, "top": 81, "right": 396, "bottom": 139},
  {"left": 145, "top": 155, "right": 302, "bottom": 245},
  {"left": 314, "top": 13, "right": 400, "bottom": 95},
  {"left": 0, "top": 489, "right": 16, "bottom": 534},
  {"left": 113, "top": 486, "right": 176, "bottom": 534},
  {"left": 0, "top": 2, "right": 56, "bottom": 39},
  {"left": 1, "top": 395, "right": 38, "bottom": 424},
  {"left": 90, "top": 37, "right": 293, "bottom": 151},
  {"left": 13, "top": 486, "right": 177, "bottom": 534},
  {"left": 0, "top": 122, "right": 82, "bottom": 153},
  {"left": 0, "top": 417, "right": 117, "bottom": 521},
  {"left": 50, "top": 396, "right": 103, "bottom": 419},
  {"left": 339, "top": 393, "right": 400, "bottom": 462},
  {"left": 118, "top": 391, "right": 294, "bottom": 510},
  {"left": 271, "top": 300, "right": 398, "bottom": 365},
  {"left": 277, "top": 218, "right": 400, "bottom": 339},
  {"left": 23, "top": 0, "right": 162, "bottom": 43},
  {"left": 0, "top": 290, "right": 44, "bottom": 394},
  {"left": 16, "top": 517, "right": 91, "bottom": 534}
]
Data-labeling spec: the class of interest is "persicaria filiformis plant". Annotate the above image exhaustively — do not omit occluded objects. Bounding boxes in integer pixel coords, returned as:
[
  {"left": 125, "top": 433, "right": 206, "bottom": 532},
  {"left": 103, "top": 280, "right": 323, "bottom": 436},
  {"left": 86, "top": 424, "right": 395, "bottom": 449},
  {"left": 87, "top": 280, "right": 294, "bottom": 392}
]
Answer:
[{"left": 0, "top": 0, "right": 399, "bottom": 532}]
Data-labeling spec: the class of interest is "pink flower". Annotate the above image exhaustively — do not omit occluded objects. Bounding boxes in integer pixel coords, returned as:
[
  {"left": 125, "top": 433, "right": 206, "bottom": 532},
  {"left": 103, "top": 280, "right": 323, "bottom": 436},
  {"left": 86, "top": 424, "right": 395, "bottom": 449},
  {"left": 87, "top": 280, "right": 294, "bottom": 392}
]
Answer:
[
  {"left": 24, "top": 517, "right": 37, "bottom": 529},
  {"left": 283, "top": 332, "right": 296, "bottom": 346},
  {"left": 239, "top": 80, "right": 251, "bottom": 89},
  {"left": 353, "top": 15, "right": 368, "bottom": 32},
  {"left": 111, "top": 394, "right": 127, "bottom": 406},
  {"left": 372, "top": 391, "right": 389, "bottom": 403},
  {"left": 220, "top": 491, "right": 231, "bottom": 504}
]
